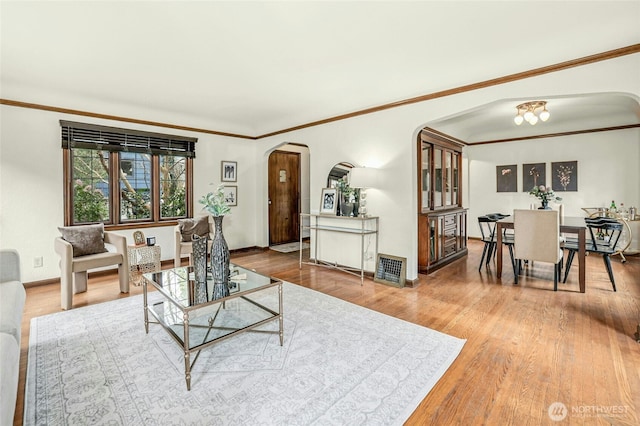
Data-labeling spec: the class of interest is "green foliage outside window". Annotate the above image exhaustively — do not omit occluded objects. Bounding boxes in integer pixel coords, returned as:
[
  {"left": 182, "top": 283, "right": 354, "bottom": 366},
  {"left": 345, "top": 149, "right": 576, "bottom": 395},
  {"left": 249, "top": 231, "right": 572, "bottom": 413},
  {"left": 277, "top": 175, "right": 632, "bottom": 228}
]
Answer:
[{"left": 73, "top": 179, "right": 109, "bottom": 223}]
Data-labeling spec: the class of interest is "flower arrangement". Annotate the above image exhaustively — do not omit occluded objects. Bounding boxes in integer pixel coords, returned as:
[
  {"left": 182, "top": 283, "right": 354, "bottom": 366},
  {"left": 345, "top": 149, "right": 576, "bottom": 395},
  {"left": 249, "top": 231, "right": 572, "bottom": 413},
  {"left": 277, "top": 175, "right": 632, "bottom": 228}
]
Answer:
[
  {"left": 529, "top": 185, "right": 562, "bottom": 205},
  {"left": 198, "top": 183, "right": 231, "bottom": 216}
]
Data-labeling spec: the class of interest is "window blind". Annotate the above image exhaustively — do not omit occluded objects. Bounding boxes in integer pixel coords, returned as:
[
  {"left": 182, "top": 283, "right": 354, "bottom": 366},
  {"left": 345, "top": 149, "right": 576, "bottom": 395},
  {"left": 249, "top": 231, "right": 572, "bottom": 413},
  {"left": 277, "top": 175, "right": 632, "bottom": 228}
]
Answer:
[{"left": 60, "top": 120, "right": 197, "bottom": 158}]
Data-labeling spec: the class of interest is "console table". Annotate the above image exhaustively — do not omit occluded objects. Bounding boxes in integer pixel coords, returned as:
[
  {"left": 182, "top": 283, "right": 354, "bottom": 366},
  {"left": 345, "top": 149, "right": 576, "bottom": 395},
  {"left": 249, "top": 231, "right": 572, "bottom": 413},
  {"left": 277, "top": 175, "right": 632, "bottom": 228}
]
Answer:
[{"left": 299, "top": 214, "right": 379, "bottom": 284}]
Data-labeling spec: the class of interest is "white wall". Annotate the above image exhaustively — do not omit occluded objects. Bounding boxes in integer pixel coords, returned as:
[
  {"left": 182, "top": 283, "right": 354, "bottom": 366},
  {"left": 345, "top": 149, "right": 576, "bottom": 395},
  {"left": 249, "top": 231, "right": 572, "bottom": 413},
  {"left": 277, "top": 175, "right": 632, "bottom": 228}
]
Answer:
[
  {"left": 1, "top": 53, "right": 639, "bottom": 283},
  {"left": 0, "top": 107, "right": 258, "bottom": 283},
  {"left": 466, "top": 130, "right": 640, "bottom": 238},
  {"left": 252, "top": 53, "right": 640, "bottom": 280}
]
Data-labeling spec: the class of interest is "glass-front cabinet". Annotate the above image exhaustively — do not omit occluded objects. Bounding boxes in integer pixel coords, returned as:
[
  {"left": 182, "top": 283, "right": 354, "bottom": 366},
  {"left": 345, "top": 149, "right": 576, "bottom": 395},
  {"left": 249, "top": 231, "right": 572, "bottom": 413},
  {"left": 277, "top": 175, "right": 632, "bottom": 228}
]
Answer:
[{"left": 418, "top": 129, "right": 467, "bottom": 274}]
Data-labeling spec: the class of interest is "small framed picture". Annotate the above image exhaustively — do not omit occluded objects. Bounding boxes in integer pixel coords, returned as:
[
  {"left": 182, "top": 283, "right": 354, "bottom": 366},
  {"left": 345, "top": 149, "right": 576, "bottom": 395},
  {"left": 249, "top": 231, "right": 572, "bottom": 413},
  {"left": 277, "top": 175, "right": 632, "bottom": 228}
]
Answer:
[
  {"left": 221, "top": 161, "right": 237, "bottom": 182},
  {"left": 319, "top": 188, "right": 338, "bottom": 215},
  {"left": 224, "top": 185, "right": 238, "bottom": 206},
  {"left": 133, "top": 230, "right": 146, "bottom": 246}
]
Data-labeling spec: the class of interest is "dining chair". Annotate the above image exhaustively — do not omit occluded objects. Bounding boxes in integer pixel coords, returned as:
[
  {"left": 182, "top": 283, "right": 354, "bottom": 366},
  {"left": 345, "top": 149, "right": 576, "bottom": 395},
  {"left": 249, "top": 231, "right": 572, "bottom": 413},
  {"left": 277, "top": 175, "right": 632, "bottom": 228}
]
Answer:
[
  {"left": 513, "top": 209, "right": 563, "bottom": 290},
  {"left": 478, "top": 213, "right": 514, "bottom": 271},
  {"left": 478, "top": 216, "right": 497, "bottom": 271},
  {"left": 562, "top": 218, "right": 623, "bottom": 291}
]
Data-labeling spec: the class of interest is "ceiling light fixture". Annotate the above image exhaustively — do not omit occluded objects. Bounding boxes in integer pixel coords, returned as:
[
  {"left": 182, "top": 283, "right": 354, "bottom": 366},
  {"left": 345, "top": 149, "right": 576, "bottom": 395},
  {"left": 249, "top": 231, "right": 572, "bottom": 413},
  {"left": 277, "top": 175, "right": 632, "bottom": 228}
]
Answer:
[{"left": 514, "top": 101, "right": 550, "bottom": 126}]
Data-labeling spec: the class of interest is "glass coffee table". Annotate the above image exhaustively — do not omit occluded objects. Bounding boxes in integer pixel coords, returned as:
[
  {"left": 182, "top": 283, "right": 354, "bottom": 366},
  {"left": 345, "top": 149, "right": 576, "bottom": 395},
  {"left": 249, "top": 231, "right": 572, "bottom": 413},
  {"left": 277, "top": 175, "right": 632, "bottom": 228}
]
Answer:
[{"left": 142, "top": 264, "right": 283, "bottom": 390}]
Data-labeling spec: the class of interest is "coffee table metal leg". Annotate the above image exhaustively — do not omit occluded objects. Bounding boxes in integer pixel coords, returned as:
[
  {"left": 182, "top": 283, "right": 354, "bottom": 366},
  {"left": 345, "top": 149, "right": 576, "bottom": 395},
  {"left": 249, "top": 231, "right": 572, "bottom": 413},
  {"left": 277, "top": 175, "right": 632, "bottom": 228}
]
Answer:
[
  {"left": 143, "top": 280, "right": 149, "bottom": 334},
  {"left": 184, "top": 312, "right": 191, "bottom": 391}
]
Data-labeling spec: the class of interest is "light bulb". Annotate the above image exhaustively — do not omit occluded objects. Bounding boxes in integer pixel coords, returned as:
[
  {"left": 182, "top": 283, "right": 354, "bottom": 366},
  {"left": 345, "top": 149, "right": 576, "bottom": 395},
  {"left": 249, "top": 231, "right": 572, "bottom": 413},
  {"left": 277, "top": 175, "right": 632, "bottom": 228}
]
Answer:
[
  {"left": 524, "top": 110, "right": 534, "bottom": 122},
  {"left": 529, "top": 115, "right": 538, "bottom": 125},
  {"left": 540, "top": 109, "right": 550, "bottom": 121},
  {"left": 514, "top": 115, "right": 523, "bottom": 125}
]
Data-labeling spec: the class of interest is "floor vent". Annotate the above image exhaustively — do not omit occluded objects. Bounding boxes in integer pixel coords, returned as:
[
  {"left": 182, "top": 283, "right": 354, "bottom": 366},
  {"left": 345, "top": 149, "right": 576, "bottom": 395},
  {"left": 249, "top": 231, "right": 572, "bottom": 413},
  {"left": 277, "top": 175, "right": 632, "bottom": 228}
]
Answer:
[{"left": 374, "top": 254, "right": 406, "bottom": 288}]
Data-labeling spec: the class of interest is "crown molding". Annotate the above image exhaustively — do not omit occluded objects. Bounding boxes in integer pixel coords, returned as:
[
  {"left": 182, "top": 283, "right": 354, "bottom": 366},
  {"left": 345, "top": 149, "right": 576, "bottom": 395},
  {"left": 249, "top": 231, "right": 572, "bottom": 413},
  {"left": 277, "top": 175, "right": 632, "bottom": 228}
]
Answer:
[{"left": 2, "top": 44, "right": 639, "bottom": 141}]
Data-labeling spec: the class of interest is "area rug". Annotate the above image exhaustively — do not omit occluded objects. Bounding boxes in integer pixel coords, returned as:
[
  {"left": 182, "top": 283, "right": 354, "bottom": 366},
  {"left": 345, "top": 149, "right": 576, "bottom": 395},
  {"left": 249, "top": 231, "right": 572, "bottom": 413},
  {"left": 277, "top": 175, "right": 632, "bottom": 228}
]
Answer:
[
  {"left": 24, "top": 282, "right": 465, "bottom": 425},
  {"left": 269, "top": 242, "right": 309, "bottom": 253}
]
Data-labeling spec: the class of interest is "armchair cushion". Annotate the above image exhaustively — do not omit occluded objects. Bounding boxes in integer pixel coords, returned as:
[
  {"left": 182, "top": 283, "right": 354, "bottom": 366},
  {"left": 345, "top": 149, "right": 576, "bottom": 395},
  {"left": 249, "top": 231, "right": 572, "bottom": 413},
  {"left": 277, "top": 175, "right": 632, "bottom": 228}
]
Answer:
[
  {"left": 178, "top": 216, "right": 209, "bottom": 242},
  {"left": 58, "top": 223, "right": 108, "bottom": 257}
]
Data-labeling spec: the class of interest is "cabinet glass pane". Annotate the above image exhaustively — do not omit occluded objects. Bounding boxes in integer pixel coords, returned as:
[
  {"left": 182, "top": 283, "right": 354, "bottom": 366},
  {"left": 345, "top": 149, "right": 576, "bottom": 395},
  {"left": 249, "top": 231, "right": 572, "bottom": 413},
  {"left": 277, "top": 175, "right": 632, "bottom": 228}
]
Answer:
[
  {"left": 452, "top": 153, "right": 459, "bottom": 206},
  {"left": 429, "top": 217, "right": 437, "bottom": 262},
  {"left": 434, "top": 149, "right": 443, "bottom": 207},
  {"left": 445, "top": 151, "right": 452, "bottom": 206},
  {"left": 421, "top": 143, "right": 430, "bottom": 209}
]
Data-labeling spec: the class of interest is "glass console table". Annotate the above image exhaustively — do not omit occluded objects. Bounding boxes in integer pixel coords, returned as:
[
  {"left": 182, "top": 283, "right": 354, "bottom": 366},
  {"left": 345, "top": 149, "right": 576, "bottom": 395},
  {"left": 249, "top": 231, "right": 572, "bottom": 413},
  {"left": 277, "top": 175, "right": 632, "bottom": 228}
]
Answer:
[
  {"left": 142, "top": 265, "right": 283, "bottom": 390},
  {"left": 299, "top": 213, "right": 379, "bottom": 285}
]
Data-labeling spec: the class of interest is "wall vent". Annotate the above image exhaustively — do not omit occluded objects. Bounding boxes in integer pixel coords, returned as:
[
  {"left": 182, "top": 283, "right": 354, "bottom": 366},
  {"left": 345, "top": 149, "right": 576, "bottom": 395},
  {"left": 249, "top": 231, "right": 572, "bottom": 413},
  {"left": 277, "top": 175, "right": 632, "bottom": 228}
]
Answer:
[{"left": 374, "top": 253, "right": 406, "bottom": 288}]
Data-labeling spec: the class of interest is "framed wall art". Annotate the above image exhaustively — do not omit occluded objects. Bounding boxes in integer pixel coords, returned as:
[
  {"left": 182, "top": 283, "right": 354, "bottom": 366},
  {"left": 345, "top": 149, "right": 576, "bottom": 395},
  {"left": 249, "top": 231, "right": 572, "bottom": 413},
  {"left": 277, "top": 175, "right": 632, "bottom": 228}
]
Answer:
[
  {"left": 552, "top": 161, "right": 578, "bottom": 191},
  {"left": 319, "top": 188, "right": 338, "bottom": 215},
  {"left": 522, "top": 163, "right": 546, "bottom": 192},
  {"left": 224, "top": 185, "right": 238, "bottom": 206},
  {"left": 496, "top": 164, "right": 517, "bottom": 192},
  {"left": 221, "top": 161, "right": 237, "bottom": 182}
]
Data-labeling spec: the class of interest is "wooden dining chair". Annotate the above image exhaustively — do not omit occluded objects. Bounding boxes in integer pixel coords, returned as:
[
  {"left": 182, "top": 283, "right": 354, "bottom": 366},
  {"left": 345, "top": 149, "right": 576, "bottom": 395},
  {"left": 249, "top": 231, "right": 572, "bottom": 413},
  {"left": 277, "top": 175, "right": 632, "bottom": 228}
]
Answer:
[{"left": 513, "top": 209, "right": 563, "bottom": 290}]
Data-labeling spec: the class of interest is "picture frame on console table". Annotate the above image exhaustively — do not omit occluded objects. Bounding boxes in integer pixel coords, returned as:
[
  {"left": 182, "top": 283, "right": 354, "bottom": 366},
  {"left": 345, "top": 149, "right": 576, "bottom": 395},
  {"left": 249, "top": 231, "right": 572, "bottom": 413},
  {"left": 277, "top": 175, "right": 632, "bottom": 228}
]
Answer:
[{"left": 319, "top": 188, "right": 338, "bottom": 215}]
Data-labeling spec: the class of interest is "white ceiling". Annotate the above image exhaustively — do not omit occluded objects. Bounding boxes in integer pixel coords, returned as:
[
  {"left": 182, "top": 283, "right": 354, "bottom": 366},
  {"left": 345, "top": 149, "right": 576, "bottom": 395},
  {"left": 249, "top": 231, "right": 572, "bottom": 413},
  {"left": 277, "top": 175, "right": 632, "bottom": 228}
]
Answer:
[{"left": 1, "top": 1, "right": 640, "bottom": 140}]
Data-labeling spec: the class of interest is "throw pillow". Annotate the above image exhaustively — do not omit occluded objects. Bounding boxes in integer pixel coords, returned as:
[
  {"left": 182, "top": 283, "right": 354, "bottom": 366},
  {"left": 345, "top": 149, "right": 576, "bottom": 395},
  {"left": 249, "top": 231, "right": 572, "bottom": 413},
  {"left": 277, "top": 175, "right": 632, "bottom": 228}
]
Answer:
[
  {"left": 179, "top": 216, "right": 210, "bottom": 242},
  {"left": 58, "top": 223, "right": 108, "bottom": 257}
]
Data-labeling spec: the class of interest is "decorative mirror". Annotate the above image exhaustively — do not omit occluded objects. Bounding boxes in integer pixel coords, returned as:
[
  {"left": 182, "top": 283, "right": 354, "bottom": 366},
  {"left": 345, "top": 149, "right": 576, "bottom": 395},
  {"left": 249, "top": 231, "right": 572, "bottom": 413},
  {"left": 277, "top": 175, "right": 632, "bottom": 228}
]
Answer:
[{"left": 327, "top": 162, "right": 354, "bottom": 188}]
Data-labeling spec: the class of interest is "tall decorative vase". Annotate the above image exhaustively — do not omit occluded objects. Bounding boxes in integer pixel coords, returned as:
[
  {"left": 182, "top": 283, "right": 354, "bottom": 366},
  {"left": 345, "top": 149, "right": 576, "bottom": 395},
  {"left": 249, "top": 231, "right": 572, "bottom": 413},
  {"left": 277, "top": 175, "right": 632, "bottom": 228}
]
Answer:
[
  {"left": 210, "top": 215, "right": 230, "bottom": 299},
  {"left": 191, "top": 235, "right": 209, "bottom": 304}
]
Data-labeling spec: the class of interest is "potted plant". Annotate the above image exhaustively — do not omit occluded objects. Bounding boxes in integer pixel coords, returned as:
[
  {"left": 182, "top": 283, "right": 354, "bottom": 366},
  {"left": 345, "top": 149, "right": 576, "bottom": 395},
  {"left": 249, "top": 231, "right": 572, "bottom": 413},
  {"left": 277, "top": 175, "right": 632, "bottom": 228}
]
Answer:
[
  {"left": 529, "top": 185, "right": 562, "bottom": 210},
  {"left": 336, "top": 177, "right": 359, "bottom": 216}
]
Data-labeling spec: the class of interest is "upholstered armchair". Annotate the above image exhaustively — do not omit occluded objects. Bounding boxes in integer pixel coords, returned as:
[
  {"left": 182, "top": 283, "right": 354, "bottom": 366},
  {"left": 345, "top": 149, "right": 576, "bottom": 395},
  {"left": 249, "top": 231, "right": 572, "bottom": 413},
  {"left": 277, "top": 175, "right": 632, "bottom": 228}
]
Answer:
[
  {"left": 55, "top": 224, "right": 129, "bottom": 310},
  {"left": 174, "top": 215, "right": 214, "bottom": 267}
]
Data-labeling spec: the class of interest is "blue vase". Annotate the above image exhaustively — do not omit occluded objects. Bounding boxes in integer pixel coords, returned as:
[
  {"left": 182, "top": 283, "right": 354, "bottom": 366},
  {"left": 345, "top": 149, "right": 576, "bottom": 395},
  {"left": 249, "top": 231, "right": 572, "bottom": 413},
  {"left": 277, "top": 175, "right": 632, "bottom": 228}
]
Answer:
[{"left": 210, "top": 216, "right": 230, "bottom": 299}]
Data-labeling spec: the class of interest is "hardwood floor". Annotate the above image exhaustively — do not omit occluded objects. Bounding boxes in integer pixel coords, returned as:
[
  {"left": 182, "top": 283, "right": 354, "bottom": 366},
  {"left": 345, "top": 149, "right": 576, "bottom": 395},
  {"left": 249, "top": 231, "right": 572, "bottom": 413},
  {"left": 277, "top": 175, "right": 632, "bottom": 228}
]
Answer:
[{"left": 14, "top": 240, "right": 640, "bottom": 425}]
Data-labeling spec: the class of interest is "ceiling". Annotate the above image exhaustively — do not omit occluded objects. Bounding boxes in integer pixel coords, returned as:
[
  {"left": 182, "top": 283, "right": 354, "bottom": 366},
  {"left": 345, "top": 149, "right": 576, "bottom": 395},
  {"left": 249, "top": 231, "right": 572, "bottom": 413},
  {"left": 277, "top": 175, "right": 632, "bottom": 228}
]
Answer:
[{"left": 1, "top": 1, "right": 640, "bottom": 141}]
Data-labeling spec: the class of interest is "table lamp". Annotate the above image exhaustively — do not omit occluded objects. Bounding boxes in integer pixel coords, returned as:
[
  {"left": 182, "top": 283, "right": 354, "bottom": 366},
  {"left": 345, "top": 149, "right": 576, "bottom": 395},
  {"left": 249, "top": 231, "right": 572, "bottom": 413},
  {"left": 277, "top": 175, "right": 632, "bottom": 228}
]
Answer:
[{"left": 349, "top": 167, "right": 377, "bottom": 217}]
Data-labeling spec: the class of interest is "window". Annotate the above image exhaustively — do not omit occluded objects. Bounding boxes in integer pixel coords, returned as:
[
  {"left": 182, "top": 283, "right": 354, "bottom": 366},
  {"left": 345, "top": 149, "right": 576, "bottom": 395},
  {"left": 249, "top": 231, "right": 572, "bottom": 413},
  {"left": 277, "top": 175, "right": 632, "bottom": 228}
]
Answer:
[{"left": 62, "top": 121, "right": 196, "bottom": 227}]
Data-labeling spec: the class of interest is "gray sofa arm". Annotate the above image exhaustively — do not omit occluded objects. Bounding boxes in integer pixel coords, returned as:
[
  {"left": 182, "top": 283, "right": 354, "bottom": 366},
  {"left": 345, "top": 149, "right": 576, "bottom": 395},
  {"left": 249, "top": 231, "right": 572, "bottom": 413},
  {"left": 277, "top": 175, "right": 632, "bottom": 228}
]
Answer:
[{"left": 0, "top": 249, "right": 21, "bottom": 283}]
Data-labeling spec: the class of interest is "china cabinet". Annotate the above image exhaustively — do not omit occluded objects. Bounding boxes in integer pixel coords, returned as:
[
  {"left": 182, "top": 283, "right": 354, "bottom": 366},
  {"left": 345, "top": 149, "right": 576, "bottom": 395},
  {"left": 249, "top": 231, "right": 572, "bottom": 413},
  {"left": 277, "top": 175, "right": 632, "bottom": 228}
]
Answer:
[{"left": 418, "top": 129, "right": 467, "bottom": 273}]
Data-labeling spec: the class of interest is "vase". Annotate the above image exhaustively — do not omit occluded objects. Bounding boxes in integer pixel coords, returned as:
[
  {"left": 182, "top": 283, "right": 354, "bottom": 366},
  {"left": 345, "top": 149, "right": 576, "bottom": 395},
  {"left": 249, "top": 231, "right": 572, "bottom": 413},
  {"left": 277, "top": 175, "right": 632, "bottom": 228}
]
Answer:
[
  {"left": 192, "top": 235, "right": 208, "bottom": 284},
  {"left": 210, "top": 215, "right": 230, "bottom": 299},
  {"left": 539, "top": 200, "right": 550, "bottom": 210}
]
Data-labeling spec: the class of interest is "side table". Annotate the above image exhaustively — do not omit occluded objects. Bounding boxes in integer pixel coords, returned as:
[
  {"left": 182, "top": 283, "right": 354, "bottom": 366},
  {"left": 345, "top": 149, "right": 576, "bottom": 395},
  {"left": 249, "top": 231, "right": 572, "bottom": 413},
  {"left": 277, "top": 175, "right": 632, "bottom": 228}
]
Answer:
[{"left": 128, "top": 245, "right": 161, "bottom": 285}]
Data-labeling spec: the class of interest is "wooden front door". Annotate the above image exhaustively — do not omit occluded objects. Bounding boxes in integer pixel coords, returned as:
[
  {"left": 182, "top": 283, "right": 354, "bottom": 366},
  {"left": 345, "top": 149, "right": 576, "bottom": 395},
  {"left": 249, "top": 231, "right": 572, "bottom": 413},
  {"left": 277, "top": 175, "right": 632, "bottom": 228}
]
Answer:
[{"left": 268, "top": 150, "right": 300, "bottom": 245}]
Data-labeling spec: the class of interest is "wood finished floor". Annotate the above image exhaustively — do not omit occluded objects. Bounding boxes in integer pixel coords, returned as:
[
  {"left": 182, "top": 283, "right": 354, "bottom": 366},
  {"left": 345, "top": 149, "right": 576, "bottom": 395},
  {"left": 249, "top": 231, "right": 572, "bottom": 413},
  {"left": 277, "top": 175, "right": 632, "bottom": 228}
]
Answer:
[{"left": 14, "top": 240, "right": 640, "bottom": 425}]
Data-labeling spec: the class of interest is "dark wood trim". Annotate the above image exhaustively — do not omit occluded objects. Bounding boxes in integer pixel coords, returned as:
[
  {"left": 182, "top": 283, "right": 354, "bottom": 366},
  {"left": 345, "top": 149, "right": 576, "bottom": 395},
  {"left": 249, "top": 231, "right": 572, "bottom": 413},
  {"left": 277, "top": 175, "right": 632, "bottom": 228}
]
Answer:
[
  {"left": 0, "top": 99, "right": 257, "bottom": 140},
  {"left": 256, "top": 44, "right": 640, "bottom": 139},
  {"left": 467, "top": 123, "right": 640, "bottom": 145},
  {"left": 420, "top": 129, "right": 466, "bottom": 151},
  {"left": 2, "top": 44, "right": 638, "bottom": 141}
]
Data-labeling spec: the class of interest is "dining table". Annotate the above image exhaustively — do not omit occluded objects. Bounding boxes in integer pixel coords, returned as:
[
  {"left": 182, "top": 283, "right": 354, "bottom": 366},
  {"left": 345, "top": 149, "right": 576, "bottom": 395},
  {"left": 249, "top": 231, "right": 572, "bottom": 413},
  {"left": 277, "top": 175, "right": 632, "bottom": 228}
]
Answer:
[{"left": 496, "top": 215, "right": 587, "bottom": 293}]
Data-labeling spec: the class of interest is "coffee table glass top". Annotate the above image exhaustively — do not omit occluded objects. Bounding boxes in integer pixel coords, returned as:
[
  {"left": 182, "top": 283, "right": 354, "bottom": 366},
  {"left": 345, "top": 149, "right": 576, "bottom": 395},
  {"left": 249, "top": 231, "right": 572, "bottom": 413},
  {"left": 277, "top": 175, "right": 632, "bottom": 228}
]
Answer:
[{"left": 145, "top": 264, "right": 277, "bottom": 310}]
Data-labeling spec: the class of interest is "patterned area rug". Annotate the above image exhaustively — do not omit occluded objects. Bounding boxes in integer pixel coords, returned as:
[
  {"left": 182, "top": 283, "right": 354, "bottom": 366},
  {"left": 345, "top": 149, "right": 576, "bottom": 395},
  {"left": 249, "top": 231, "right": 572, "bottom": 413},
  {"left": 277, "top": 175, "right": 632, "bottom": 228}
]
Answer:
[
  {"left": 269, "top": 242, "right": 310, "bottom": 253},
  {"left": 25, "top": 282, "right": 465, "bottom": 425}
]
